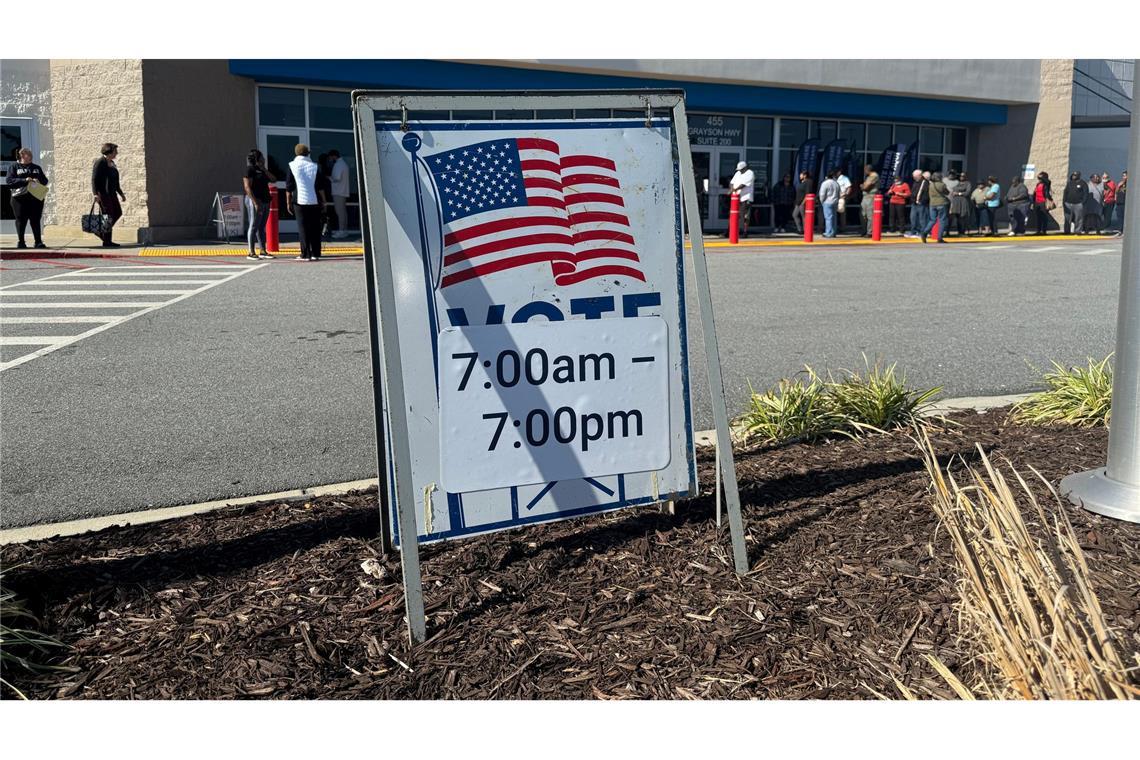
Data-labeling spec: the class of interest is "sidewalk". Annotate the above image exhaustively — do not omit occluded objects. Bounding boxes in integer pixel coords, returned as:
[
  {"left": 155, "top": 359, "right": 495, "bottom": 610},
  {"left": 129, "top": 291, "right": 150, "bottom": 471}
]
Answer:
[{"left": 1, "top": 230, "right": 1120, "bottom": 259}]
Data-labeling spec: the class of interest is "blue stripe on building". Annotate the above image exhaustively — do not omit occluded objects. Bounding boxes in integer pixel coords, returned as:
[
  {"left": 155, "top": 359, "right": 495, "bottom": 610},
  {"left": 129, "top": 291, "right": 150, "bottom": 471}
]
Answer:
[{"left": 229, "top": 59, "right": 1007, "bottom": 126}]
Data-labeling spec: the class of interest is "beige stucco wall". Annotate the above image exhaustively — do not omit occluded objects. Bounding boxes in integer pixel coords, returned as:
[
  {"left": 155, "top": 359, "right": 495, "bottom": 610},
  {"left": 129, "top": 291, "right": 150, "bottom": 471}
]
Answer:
[
  {"left": 975, "top": 59, "right": 1074, "bottom": 228},
  {"left": 48, "top": 59, "right": 149, "bottom": 239},
  {"left": 141, "top": 60, "right": 255, "bottom": 238}
]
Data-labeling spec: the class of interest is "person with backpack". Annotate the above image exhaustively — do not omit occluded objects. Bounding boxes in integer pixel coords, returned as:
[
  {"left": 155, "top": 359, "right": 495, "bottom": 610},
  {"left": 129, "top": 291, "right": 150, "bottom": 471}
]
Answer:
[
  {"left": 1004, "top": 175, "right": 1031, "bottom": 236},
  {"left": 906, "top": 170, "right": 929, "bottom": 238}
]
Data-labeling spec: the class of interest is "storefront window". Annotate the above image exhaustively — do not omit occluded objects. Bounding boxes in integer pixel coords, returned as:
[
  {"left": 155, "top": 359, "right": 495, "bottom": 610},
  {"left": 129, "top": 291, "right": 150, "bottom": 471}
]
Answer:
[
  {"left": 258, "top": 86, "right": 305, "bottom": 127},
  {"left": 921, "top": 127, "right": 944, "bottom": 154},
  {"left": 838, "top": 122, "right": 865, "bottom": 154},
  {"left": 919, "top": 155, "right": 942, "bottom": 173},
  {"left": 746, "top": 117, "right": 773, "bottom": 147},
  {"left": 780, "top": 119, "right": 808, "bottom": 150},
  {"left": 894, "top": 124, "right": 919, "bottom": 147},
  {"left": 497, "top": 110, "right": 535, "bottom": 120},
  {"left": 867, "top": 123, "right": 893, "bottom": 153},
  {"left": 811, "top": 120, "right": 837, "bottom": 143},
  {"left": 575, "top": 109, "right": 611, "bottom": 118},
  {"left": 945, "top": 128, "right": 967, "bottom": 154},
  {"left": 746, "top": 148, "right": 772, "bottom": 201},
  {"left": 536, "top": 109, "right": 573, "bottom": 119},
  {"left": 309, "top": 90, "right": 351, "bottom": 130}
]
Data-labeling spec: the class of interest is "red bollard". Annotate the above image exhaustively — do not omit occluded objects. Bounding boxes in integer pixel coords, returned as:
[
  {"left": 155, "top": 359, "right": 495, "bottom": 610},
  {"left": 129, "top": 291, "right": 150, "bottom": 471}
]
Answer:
[
  {"left": 804, "top": 194, "right": 815, "bottom": 243},
  {"left": 728, "top": 191, "right": 740, "bottom": 244},
  {"left": 932, "top": 217, "right": 940, "bottom": 240},
  {"left": 267, "top": 190, "right": 280, "bottom": 253},
  {"left": 872, "top": 193, "right": 883, "bottom": 241}
]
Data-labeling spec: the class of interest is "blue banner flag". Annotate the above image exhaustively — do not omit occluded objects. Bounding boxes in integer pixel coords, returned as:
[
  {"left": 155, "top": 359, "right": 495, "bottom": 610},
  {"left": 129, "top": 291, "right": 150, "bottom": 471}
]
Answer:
[
  {"left": 793, "top": 139, "right": 822, "bottom": 188},
  {"left": 876, "top": 143, "right": 908, "bottom": 193},
  {"left": 819, "top": 139, "right": 848, "bottom": 184}
]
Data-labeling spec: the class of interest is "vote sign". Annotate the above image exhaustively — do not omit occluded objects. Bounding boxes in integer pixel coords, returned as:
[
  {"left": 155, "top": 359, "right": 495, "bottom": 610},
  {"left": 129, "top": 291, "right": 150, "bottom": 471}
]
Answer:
[{"left": 365, "top": 106, "right": 696, "bottom": 545}]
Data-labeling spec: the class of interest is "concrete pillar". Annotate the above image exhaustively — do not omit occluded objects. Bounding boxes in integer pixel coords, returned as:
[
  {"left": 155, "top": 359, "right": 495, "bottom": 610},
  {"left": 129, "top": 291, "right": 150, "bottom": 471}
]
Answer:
[{"left": 47, "top": 59, "right": 149, "bottom": 241}]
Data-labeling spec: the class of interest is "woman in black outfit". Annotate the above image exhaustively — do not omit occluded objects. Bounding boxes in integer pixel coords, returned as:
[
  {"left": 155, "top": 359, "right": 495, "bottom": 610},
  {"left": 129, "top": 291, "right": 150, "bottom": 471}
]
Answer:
[
  {"left": 243, "top": 149, "right": 275, "bottom": 259},
  {"left": 6, "top": 147, "right": 49, "bottom": 248},
  {"left": 91, "top": 142, "right": 126, "bottom": 247}
]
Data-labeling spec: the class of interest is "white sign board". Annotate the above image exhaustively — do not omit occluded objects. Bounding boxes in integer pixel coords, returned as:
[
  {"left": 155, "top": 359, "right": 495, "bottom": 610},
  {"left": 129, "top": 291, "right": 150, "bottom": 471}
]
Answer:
[
  {"left": 438, "top": 317, "right": 671, "bottom": 492},
  {"left": 362, "top": 103, "right": 696, "bottom": 545}
]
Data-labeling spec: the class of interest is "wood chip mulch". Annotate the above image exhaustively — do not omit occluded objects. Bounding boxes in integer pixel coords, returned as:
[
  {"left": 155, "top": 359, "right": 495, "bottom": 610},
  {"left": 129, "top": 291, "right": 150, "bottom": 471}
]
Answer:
[{"left": 3, "top": 410, "right": 1138, "bottom": 700}]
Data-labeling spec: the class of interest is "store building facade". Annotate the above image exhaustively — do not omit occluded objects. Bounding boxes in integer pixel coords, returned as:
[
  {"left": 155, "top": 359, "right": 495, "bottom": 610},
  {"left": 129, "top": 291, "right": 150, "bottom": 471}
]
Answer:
[{"left": 1, "top": 59, "right": 1088, "bottom": 241}]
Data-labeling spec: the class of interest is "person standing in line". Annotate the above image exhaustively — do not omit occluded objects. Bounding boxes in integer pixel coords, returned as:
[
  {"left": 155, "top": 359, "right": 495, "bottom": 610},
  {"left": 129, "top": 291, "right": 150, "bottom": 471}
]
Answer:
[
  {"left": 1085, "top": 173, "right": 1104, "bottom": 235},
  {"left": 792, "top": 170, "right": 814, "bottom": 235},
  {"left": 970, "top": 182, "right": 988, "bottom": 235},
  {"left": 243, "top": 149, "right": 275, "bottom": 260},
  {"left": 818, "top": 169, "right": 841, "bottom": 239},
  {"left": 91, "top": 142, "right": 127, "bottom": 248},
  {"left": 1031, "top": 171, "right": 1054, "bottom": 235},
  {"left": 286, "top": 143, "right": 324, "bottom": 261},
  {"left": 947, "top": 171, "right": 972, "bottom": 236},
  {"left": 921, "top": 171, "right": 950, "bottom": 244},
  {"left": 1004, "top": 175, "right": 1031, "bottom": 236},
  {"left": 1117, "top": 170, "right": 1128, "bottom": 231},
  {"left": 886, "top": 175, "right": 910, "bottom": 234},
  {"left": 906, "top": 170, "right": 928, "bottom": 238},
  {"left": 6, "top": 147, "right": 49, "bottom": 249},
  {"left": 1063, "top": 171, "right": 1088, "bottom": 234},
  {"left": 834, "top": 167, "right": 852, "bottom": 234},
  {"left": 982, "top": 175, "right": 1002, "bottom": 235},
  {"left": 772, "top": 173, "right": 796, "bottom": 232},
  {"left": 329, "top": 149, "right": 352, "bottom": 239},
  {"left": 1101, "top": 171, "right": 1117, "bottom": 232},
  {"left": 859, "top": 164, "right": 879, "bottom": 237},
  {"left": 728, "top": 160, "right": 755, "bottom": 238}
]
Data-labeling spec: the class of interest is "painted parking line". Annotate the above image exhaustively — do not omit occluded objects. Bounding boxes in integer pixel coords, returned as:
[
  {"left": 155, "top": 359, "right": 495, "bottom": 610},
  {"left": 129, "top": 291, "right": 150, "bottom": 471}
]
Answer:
[
  {"left": 0, "top": 316, "right": 119, "bottom": 324},
  {"left": 0, "top": 264, "right": 265, "bottom": 372}
]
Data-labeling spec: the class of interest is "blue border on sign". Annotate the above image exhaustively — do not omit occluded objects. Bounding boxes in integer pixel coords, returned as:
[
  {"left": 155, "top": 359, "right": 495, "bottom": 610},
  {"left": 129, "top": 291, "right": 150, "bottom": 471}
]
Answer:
[{"left": 382, "top": 118, "right": 696, "bottom": 546}]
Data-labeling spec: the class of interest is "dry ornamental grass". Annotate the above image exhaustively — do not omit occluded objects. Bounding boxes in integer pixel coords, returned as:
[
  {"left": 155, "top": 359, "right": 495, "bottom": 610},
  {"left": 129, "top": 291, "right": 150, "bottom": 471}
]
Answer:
[{"left": 919, "top": 432, "right": 1138, "bottom": 700}]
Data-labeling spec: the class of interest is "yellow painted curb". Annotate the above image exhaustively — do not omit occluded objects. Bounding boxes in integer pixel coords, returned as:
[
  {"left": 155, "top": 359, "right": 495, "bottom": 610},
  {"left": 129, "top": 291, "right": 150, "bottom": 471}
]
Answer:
[
  {"left": 689, "top": 234, "right": 1118, "bottom": 249},
  {"left": 139, "top": 247, "right": 364, "bottom": 257}
]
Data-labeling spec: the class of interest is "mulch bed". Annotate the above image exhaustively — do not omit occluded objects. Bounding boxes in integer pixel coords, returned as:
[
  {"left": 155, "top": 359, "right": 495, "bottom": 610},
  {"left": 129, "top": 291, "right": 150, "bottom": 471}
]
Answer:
[{"left": 3, "top": 410, "right": 1138, "bottom": 700}]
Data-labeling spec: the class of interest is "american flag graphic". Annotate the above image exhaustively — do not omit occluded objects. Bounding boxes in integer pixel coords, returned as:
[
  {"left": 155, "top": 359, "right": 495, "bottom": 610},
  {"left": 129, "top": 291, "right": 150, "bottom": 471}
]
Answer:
[{"left": 423, "top": 137, "right": 645, "bottom": 289}]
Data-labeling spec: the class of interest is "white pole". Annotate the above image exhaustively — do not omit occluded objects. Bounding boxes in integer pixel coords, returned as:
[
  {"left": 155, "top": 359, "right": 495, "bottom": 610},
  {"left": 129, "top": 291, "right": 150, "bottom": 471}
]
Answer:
[
  {"left": 715, "top": 441, "right": 722, "bottom": 528},
  {"left": 1060, "top": 73, "right": 1140, "bottom": 522}
]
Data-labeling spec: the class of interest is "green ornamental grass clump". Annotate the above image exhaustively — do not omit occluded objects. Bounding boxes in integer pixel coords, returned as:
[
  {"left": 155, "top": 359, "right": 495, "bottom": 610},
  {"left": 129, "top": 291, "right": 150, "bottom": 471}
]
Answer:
[
  {"left": 1, "top": 567, "right": 69, "bottom": 700},
  {"left": 738, "top": 359, "right": 941, "bottom": 445},
  {"left": 1011, "top": 356, "right": 1113, "bottom": 427}
]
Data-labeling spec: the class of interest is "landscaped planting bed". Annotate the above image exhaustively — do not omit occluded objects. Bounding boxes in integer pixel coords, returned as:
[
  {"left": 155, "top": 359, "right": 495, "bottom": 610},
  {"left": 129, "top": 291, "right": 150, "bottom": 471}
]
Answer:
[{"left": 3, "top": 410, "right": 1137, "bottom": 699}]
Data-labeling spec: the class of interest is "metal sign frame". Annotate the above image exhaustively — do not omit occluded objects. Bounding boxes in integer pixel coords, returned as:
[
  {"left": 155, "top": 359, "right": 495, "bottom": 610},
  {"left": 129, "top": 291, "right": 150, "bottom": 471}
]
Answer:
[{"left": 353, "top": 89, "right": 749, "bottom": 644}]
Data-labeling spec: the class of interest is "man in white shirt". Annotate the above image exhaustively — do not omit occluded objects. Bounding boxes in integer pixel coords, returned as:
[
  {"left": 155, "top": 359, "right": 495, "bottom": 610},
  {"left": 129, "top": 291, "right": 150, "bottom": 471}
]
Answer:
[
  {"left": 285, "top": 143, "right": 325, "bottom": 260},
  {"left": 835, "top": 168, "right": 852, "bottom": 234},
  {"left": 729, "top": 160, "right": 755, "bottom": 237},
  {"left": 328, "top": 149, "right": 351, "bottom": 239},
  {"left": 818, "top": 170, "right": 842, "bottom": 239}
]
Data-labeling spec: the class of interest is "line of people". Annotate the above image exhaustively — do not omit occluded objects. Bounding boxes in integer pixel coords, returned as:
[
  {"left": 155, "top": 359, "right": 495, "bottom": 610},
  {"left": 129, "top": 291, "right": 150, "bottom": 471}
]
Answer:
[{"left": 768, "top": 166, "right": 1127, "bottom": 241}]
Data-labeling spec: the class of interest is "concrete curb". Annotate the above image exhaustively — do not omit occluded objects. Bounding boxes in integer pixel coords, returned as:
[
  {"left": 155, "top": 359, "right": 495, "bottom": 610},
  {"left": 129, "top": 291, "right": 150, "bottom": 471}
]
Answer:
[
  {"left": 0, "top": 478, "right": 380, "bottom": 546},
  {"left": 0, "top": 393, "right": 1038, "bottom": 546},
  {"left": 1, "top": 247, "right": 363, "bottom": 260}
]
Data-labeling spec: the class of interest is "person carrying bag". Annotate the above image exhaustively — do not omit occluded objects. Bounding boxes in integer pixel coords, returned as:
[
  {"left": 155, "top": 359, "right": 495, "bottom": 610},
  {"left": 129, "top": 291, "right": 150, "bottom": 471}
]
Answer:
[
  {"left": 6, "top": 147, "right": 49, "bottom": 249},
  {"left": 90, "top": 142, "right": 126, "bottom": 247}
]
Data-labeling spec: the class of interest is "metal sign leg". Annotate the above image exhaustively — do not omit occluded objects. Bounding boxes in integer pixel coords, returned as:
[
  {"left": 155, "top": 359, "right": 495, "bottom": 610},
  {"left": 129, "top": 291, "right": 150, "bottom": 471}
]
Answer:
[{"left": 673, "top": 102, "right": 751, "bottom": 574}]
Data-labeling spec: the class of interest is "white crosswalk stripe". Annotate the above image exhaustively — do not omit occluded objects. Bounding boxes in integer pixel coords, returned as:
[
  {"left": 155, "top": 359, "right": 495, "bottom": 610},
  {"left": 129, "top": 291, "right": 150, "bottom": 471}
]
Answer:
[{"left": 0, "top": 264, "right": 264, "bottom": 371}]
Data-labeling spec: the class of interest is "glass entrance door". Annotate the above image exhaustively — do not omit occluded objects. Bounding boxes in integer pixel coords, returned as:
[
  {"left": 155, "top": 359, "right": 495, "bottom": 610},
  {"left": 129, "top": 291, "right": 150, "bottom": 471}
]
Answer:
[
  {"left": 259, "top": 127, "right": 305, "bottom": 234},
  {"left": 690, "top": 147, "right": 741, "bottom": 232}
]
